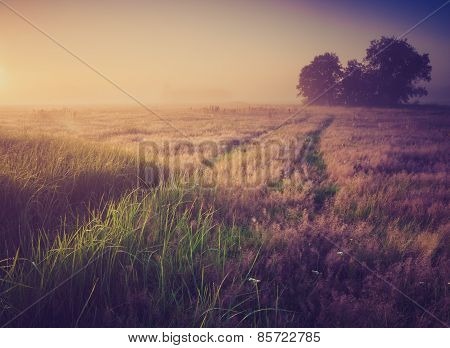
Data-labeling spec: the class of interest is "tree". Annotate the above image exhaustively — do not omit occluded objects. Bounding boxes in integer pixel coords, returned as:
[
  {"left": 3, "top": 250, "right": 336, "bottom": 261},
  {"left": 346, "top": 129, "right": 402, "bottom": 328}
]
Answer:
[
  {"left": 296, "top": 53, "right": 342, "bottom": 105},
  {"left": 296, "top": 37, "right": 432, "bottom": 106},
  {"left": 340, "top": 59, "right": 369, "bottom": 105},
  {"left": 363, "top": 36, "right": 432, "bottom": 105}
]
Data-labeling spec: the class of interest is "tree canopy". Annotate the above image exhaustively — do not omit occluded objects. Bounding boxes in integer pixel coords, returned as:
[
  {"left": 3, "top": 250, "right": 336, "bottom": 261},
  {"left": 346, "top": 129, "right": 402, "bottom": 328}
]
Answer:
[
  {"left": 296, "top": 37, "right": 432, "bottom": 106},
  {"left": 296, "top": 53, "right": 342, "bottom": 105}
]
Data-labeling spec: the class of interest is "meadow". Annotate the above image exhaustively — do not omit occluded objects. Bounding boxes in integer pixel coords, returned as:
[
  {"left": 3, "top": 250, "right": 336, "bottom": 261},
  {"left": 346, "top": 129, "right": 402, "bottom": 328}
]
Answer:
[{"left": 0, "top": 105, "right": 448, "bottom": 327}]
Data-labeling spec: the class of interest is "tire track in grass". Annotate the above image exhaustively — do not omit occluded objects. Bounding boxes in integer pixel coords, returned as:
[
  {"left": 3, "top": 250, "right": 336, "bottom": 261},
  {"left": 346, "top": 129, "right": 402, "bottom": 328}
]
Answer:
[
  {"left": 205, "top": 112, "right": 313, "bottom": 168},
  {"left": 283, "top": 116, "right": 335, "bottom": 198}
]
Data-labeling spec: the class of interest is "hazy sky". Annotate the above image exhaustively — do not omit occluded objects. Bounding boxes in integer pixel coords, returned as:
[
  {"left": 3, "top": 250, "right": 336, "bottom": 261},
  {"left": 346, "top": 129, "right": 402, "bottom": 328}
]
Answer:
[{"left": 0, "top": 0, "right": 449, "bottom": 105}]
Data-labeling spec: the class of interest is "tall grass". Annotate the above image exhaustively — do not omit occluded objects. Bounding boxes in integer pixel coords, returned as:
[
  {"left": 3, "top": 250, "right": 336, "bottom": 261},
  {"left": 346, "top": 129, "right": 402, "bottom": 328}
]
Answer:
[
  {"left": 0, "top": 131, "right": 279, "bottom": 327},
  {"left": 1, "top": 185, "right": 271, "bottom": 327},
  {"left": 1, "top": 106, "right": 448, "bottom": 328},
  {"left": 0, "top": 132, "right": 142, "bottom": 253}
]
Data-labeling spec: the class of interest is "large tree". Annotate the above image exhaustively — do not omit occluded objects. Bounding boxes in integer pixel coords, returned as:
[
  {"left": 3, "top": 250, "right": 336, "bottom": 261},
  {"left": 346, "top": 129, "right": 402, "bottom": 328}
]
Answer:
[
  {"left": 340, "top": 59, "right": 370, "bottom": 105},
  {"left": 297, "top": 37, "right": 432, "bottom": 106},
  {"left": 363, "top": 36, "right": 432, "bottom": 105},
  {"left": 296, "top": 53, "right": 342, "bottom": 105}
]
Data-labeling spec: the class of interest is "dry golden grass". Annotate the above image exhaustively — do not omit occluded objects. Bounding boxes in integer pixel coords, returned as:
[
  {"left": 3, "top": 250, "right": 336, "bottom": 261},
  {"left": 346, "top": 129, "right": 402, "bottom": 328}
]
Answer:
[
  {"left": 321, "top": 107, "right": 449, "bottom": 255},
  {"left": 0, "top": 104, "right": 448, "bottom": 327}
]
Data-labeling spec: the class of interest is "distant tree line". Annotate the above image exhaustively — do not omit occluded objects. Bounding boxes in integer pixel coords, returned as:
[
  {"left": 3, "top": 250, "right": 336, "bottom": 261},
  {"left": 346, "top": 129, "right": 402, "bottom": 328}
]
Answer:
[{"left": 296, "top": 36, "right": 432, "bottom": 106}]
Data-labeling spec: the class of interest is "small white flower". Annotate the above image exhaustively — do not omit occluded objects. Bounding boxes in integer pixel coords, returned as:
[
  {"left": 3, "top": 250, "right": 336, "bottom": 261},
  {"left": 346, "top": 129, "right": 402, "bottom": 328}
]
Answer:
[
  {"left": 337, "top": 251, "right": 344, "bottom": 255},
  {"left": 311, "top": 270, "right": 320, "bottom": 275},
  {"left": 248, "top": 277, "right": 261, "bottom": 284}
]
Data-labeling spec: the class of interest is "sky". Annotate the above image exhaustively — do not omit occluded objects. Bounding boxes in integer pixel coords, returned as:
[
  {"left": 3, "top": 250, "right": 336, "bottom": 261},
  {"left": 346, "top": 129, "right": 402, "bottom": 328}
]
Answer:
[{"left": 0, "top": 0, "right": 449, "bottom": 105}]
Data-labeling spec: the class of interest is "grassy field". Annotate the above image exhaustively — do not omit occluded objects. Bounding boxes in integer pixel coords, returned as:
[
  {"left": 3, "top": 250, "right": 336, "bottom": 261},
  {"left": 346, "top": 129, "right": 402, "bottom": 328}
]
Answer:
[{"left": 0, "top": 105, "right": 448, "bottom": 327}]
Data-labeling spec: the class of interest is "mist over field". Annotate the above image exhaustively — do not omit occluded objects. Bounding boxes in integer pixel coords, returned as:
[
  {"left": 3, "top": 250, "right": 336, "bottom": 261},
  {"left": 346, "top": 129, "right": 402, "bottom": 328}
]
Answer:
[{"left": 0, "top": 0, "right": 449, "bottom": 329}]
